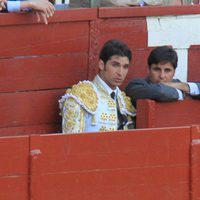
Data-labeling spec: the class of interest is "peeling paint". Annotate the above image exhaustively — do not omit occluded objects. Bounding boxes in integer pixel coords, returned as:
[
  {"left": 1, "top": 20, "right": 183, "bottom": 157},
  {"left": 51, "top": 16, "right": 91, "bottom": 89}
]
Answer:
[
  {"left": 192, "top": 139, "right": 200, "bottom": 145},
  {"left": 30, "top": 149, "right": 42, "bottom": 156}
]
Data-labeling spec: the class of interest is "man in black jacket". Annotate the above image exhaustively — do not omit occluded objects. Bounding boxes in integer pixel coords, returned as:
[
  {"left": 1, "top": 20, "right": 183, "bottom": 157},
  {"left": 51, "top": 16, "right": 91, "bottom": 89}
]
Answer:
[{"left": 126, "top": 46, "right": 200, "bottom": 107}]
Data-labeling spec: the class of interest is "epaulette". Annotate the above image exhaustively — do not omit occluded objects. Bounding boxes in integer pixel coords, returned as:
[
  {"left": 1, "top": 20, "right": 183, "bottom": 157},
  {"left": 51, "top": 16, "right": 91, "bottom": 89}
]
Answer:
[
  {"left": 121, "top": 92, "right": 136, "bottom": 116},
  {"left": 64, "top": 81, "right": 99, "bottom": 114}
]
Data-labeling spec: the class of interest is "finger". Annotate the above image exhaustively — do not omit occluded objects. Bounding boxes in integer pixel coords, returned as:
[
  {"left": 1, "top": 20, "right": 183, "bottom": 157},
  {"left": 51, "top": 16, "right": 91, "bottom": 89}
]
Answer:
[
  {"left": 0, "top": 2, "right": 6, "bottom": 10},
  {"left": 35, "top": 11, "right": 41, "bottom": 23},
  {"left": 46, "top": 7, "right": 54, "bottom": 17},
  {"left": 46, "top": 2, "right": 55, "bottom": 16},
  {"left": 40, "top": 12, "right": 48, "bottom": 24}
]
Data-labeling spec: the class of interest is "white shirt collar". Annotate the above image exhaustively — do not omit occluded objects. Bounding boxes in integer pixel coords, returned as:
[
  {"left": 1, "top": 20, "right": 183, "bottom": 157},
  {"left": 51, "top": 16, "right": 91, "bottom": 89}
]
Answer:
[{"left": 96, "top": 75, "right": 118, "bottom": 96}]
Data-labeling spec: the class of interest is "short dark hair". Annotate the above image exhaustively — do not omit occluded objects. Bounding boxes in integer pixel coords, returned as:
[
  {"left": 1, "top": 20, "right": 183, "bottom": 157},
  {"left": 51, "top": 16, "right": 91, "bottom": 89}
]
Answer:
[
  {"left": 99, "top": 39, "right": 132, "bottom": 64},
  {"left": 148, "top": 46, "right": 178, "bottom": 69}
]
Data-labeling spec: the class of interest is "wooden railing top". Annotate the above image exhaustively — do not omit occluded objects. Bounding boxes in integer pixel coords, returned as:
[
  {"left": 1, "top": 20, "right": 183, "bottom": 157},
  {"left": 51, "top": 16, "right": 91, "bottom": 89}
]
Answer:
[{"left": 1, "top": 5, "right": 200, "bottom": 26}]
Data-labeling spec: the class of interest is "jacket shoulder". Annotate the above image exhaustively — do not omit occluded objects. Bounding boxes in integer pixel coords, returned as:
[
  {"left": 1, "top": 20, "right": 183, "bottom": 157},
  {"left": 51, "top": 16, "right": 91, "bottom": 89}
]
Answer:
[
  {"left": 65, "top": 81, "right": 98, "bottom": 114},
  {"left": 121, "top": 91, "right": 136, "bottom": 115}
]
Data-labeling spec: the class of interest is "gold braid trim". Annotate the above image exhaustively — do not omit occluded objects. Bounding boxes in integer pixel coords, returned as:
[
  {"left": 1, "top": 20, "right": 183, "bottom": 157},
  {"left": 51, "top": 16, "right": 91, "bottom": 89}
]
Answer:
[
  {"left": 65, "top": 81, "right": 98, "bottom": 114},
  {"left": 121, "top": 92, "right": 136, "bottom": 115}
]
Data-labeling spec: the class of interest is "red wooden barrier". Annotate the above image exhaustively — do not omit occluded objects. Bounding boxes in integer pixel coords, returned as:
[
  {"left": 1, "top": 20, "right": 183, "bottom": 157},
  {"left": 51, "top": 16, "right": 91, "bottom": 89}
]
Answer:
[
  {"left": 0, "top": 9, "right": 96, "bottom": 136},
  {"left": 1, "top": 7, "right": 200, "bottom": 136},
  {"left": 30, "top": 127, "right": 191, "bottom": 200},
  {"left": 190, "top": 126, "right": 200, "bottom": 200},
  {"left": 136, "top": 99, "right": 200, "bottom": 129},
  {"left": 188, "top": 45, "right": 200, "bottom": 82},
  {"left": 0, "top": 126, "right": 199, "bottom": 200},
  {"left": 0, "top": 136, "right": 29, "bottom": 200},
  {"left": 0, "top": 90, "right": 63, "bottom": 136}
]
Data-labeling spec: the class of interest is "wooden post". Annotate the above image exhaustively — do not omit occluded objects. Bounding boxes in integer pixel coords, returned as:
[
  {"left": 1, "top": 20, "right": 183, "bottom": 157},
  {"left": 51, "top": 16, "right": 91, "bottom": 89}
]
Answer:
[{"left": 190, "top": 125, "right": 200, "bottom": 200}]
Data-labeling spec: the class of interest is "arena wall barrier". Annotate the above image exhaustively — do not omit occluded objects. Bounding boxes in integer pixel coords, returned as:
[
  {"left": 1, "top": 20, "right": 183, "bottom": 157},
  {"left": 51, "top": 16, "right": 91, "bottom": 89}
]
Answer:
[
  {"left": 0, "top": 126, "right": 200, "bottom": 200},
  {"left": 0, "top": 6, "right": 200, "bottom": 136},
  {"left": 136, "top": 99, "right": 200, "bottom": 129}
]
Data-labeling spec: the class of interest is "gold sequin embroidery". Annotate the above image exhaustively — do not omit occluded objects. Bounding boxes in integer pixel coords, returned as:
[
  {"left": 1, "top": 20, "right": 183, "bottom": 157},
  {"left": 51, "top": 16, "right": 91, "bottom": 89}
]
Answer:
[
  {"left": 121, "top": 92, "right": 136, "bottom": 113},
  {"left": 108, "top": 113, "right": 117, "bottom": 121},
  {"left": 100, "top": 113, "right": 108, "bottom": 121},
  {"left": 67, "top": 81, "right": 98, "bottom": 113},
  {"left": 107, "top": 99, "right": 115, "bottom": 108}
]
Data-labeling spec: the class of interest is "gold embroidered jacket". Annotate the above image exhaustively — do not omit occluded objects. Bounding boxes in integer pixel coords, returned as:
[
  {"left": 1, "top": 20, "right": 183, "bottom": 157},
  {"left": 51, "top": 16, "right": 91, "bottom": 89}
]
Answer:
[{"left": 59, "top": 75, "right": 136, "bottom": 133}]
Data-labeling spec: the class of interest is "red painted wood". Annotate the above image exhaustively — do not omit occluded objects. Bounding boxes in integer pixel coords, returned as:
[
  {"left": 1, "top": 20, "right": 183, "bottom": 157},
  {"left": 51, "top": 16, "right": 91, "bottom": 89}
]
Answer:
[
  {"left": 98, "top": 18, "right": 148, "bottom": 48},
  {"left": 136, "top": 99, "right": 200, "bottom": 129},
  {"left": 0, "top": 136, "right": 29, "bottom": 200},
  {"left": 30, "top": 127, "right": 190, "bottom": 200},
  {"left": 0, "top": 89, "right": 64, "bottom": 128},
  {"left": 0, "top": 7, "right": 198, "bottom": 137},
  {"left": 0, "top": 8, "right": 97, "bottom": 26},
  {"left": 123, "top": 48, "right": 153, "bottom": 89},
  {"left": 190, "top": 126, "right": 200, "bottom": 200},
  {"left": 0, "top": 54, "right": 88, "bottom": 92},
  {"left": 188, "top": 45, "right": 200, "bottom": 82},
  {"left": 136, "top": 100, "right": 156, "bottom": 128},
  {"left": 99, "top": 5, "right": 200, "bottom": 18},
  {"left": 0, "top": 124, "right": 61, "bottom": 136},
  {"left": 0, "top": 21, "right": 90, "bottom": 57}
]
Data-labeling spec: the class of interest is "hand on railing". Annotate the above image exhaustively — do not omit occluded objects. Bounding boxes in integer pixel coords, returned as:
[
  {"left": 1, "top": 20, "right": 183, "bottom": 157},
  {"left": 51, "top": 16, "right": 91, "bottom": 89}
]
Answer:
[
  {"left": 20, "top": 0, "right": 55, "bottom": 24},
  {"left": 0, "top": 0, "right": 6, "bottom": 11}
]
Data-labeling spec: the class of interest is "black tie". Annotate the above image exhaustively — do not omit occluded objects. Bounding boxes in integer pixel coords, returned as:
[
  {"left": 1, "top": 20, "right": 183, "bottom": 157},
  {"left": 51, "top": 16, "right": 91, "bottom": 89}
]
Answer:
[{"left": 110, "top": 92, "right": 128, "bottom": 130}]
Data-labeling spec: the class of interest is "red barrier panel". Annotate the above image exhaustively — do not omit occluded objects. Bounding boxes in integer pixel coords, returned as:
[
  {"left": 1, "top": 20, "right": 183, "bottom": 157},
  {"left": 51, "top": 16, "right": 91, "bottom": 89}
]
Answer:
[
  {"left": 30, "top": 127, "right": 191, "bottom": 200},
  {"left": 0, "top": 89, "right": 63, "bottom": 131},
  {"left": 0, "top": 126, "right": 199, "bottom": 200},
  {"left": 0, "top": 7, "right": 199, "bottom": 136},
  {"left": 188, "top": 45, "right": 200, "bottom": 82},
  {"left": 136, "top": 99, "right": 200, "bottom": 129},
  {"left": 190, "top": 126, "right": 200, "bottom": 200},
  {"left": 0, "top": 9, "right": 96, "bottom": 136},
  {"left": 0, "top": 136, "right": 29, "bottom": 200}
]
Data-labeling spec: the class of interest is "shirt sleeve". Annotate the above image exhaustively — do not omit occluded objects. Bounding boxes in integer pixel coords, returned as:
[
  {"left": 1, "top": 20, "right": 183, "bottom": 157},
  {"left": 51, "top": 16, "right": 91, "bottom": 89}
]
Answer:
[
  {"left": 7, "top": 1, "right": 21, "bottom": 12},
  {"left": 176, "top": 89, "right": 184, "bottom": 100},
  {"left": 188, "top": 82, "right": 200, "bottom": 95}
]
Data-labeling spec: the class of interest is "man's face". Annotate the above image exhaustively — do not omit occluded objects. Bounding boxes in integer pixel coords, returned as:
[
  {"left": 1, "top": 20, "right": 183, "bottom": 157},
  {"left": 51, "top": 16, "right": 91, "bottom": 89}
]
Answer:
[
  {"left": 149, "top": 62, "right": 175, "bottom": 83},
  {"left": 99, "top": 55, "right": 130, "bottom": 90}
]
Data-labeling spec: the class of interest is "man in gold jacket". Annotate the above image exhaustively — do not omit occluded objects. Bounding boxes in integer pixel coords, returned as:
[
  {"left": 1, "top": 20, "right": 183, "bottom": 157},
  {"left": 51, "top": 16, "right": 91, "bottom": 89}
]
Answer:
[{"left": 59, "top": 39, "right": 136, "bottom": 133}]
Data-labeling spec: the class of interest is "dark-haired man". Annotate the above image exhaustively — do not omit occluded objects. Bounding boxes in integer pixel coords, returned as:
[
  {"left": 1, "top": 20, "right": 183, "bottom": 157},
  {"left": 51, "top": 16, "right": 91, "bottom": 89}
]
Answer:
[
  {"left": 126, "top": 46, "right": 200, "bottom": 107},
  {"left": 59, "top": 39, "right": 136, "bottom": 133}
]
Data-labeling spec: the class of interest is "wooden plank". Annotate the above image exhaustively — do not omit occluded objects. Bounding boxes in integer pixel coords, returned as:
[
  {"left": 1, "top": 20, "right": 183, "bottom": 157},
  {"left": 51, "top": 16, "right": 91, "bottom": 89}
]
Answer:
[
  {"left": 0, "top": 21, "right": 90, "bottom": 57},
  {"left": 190, "top": 125, "right": 200, "bottom": 200},
  {"left": 99, "top": 5, "right": 200, "bottom": 18},
  {"left": 98, "top": 18, "right": 148, "bottom": 48},
  {"left": 0, "top": 8, "right": 97, "bottom": 26},
  {"left": 136, "top": 99, "right": 200, "bottom": 129},
  {"left": 0, "top": 177, "right": 28, "bottom": 200},
  {"left": 30, "top": 127, "right": 190, "bottom": 200},
  {"left": 0, "top": 53, "right": 88, "bottom": 92},
  {"left": 0, "top": 136, "right": 29, "bottom": 200},
  {"left": 123, "top": 48, "right": 152, "bottom": 89},
  {"left": 0, "top": 89, "right": 64, "bottom": 128},
  {"left": 188, "top": 45, "right": 200, "bottom": 82},
  {"left": 31, "top": 168, "right": 189, "bottom": 200},
  {"left": 136, "top": 99, "right": 156, "bottom": 128},
  {"left": 0, "top": 124, "right": 61, "bottom": 137}
]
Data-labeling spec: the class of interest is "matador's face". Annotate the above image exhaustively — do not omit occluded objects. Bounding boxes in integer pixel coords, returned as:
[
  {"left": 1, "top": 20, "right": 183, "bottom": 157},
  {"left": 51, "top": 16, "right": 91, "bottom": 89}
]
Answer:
[{"left": 98, "top": 55, "right": 130, "bottom": 90}]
